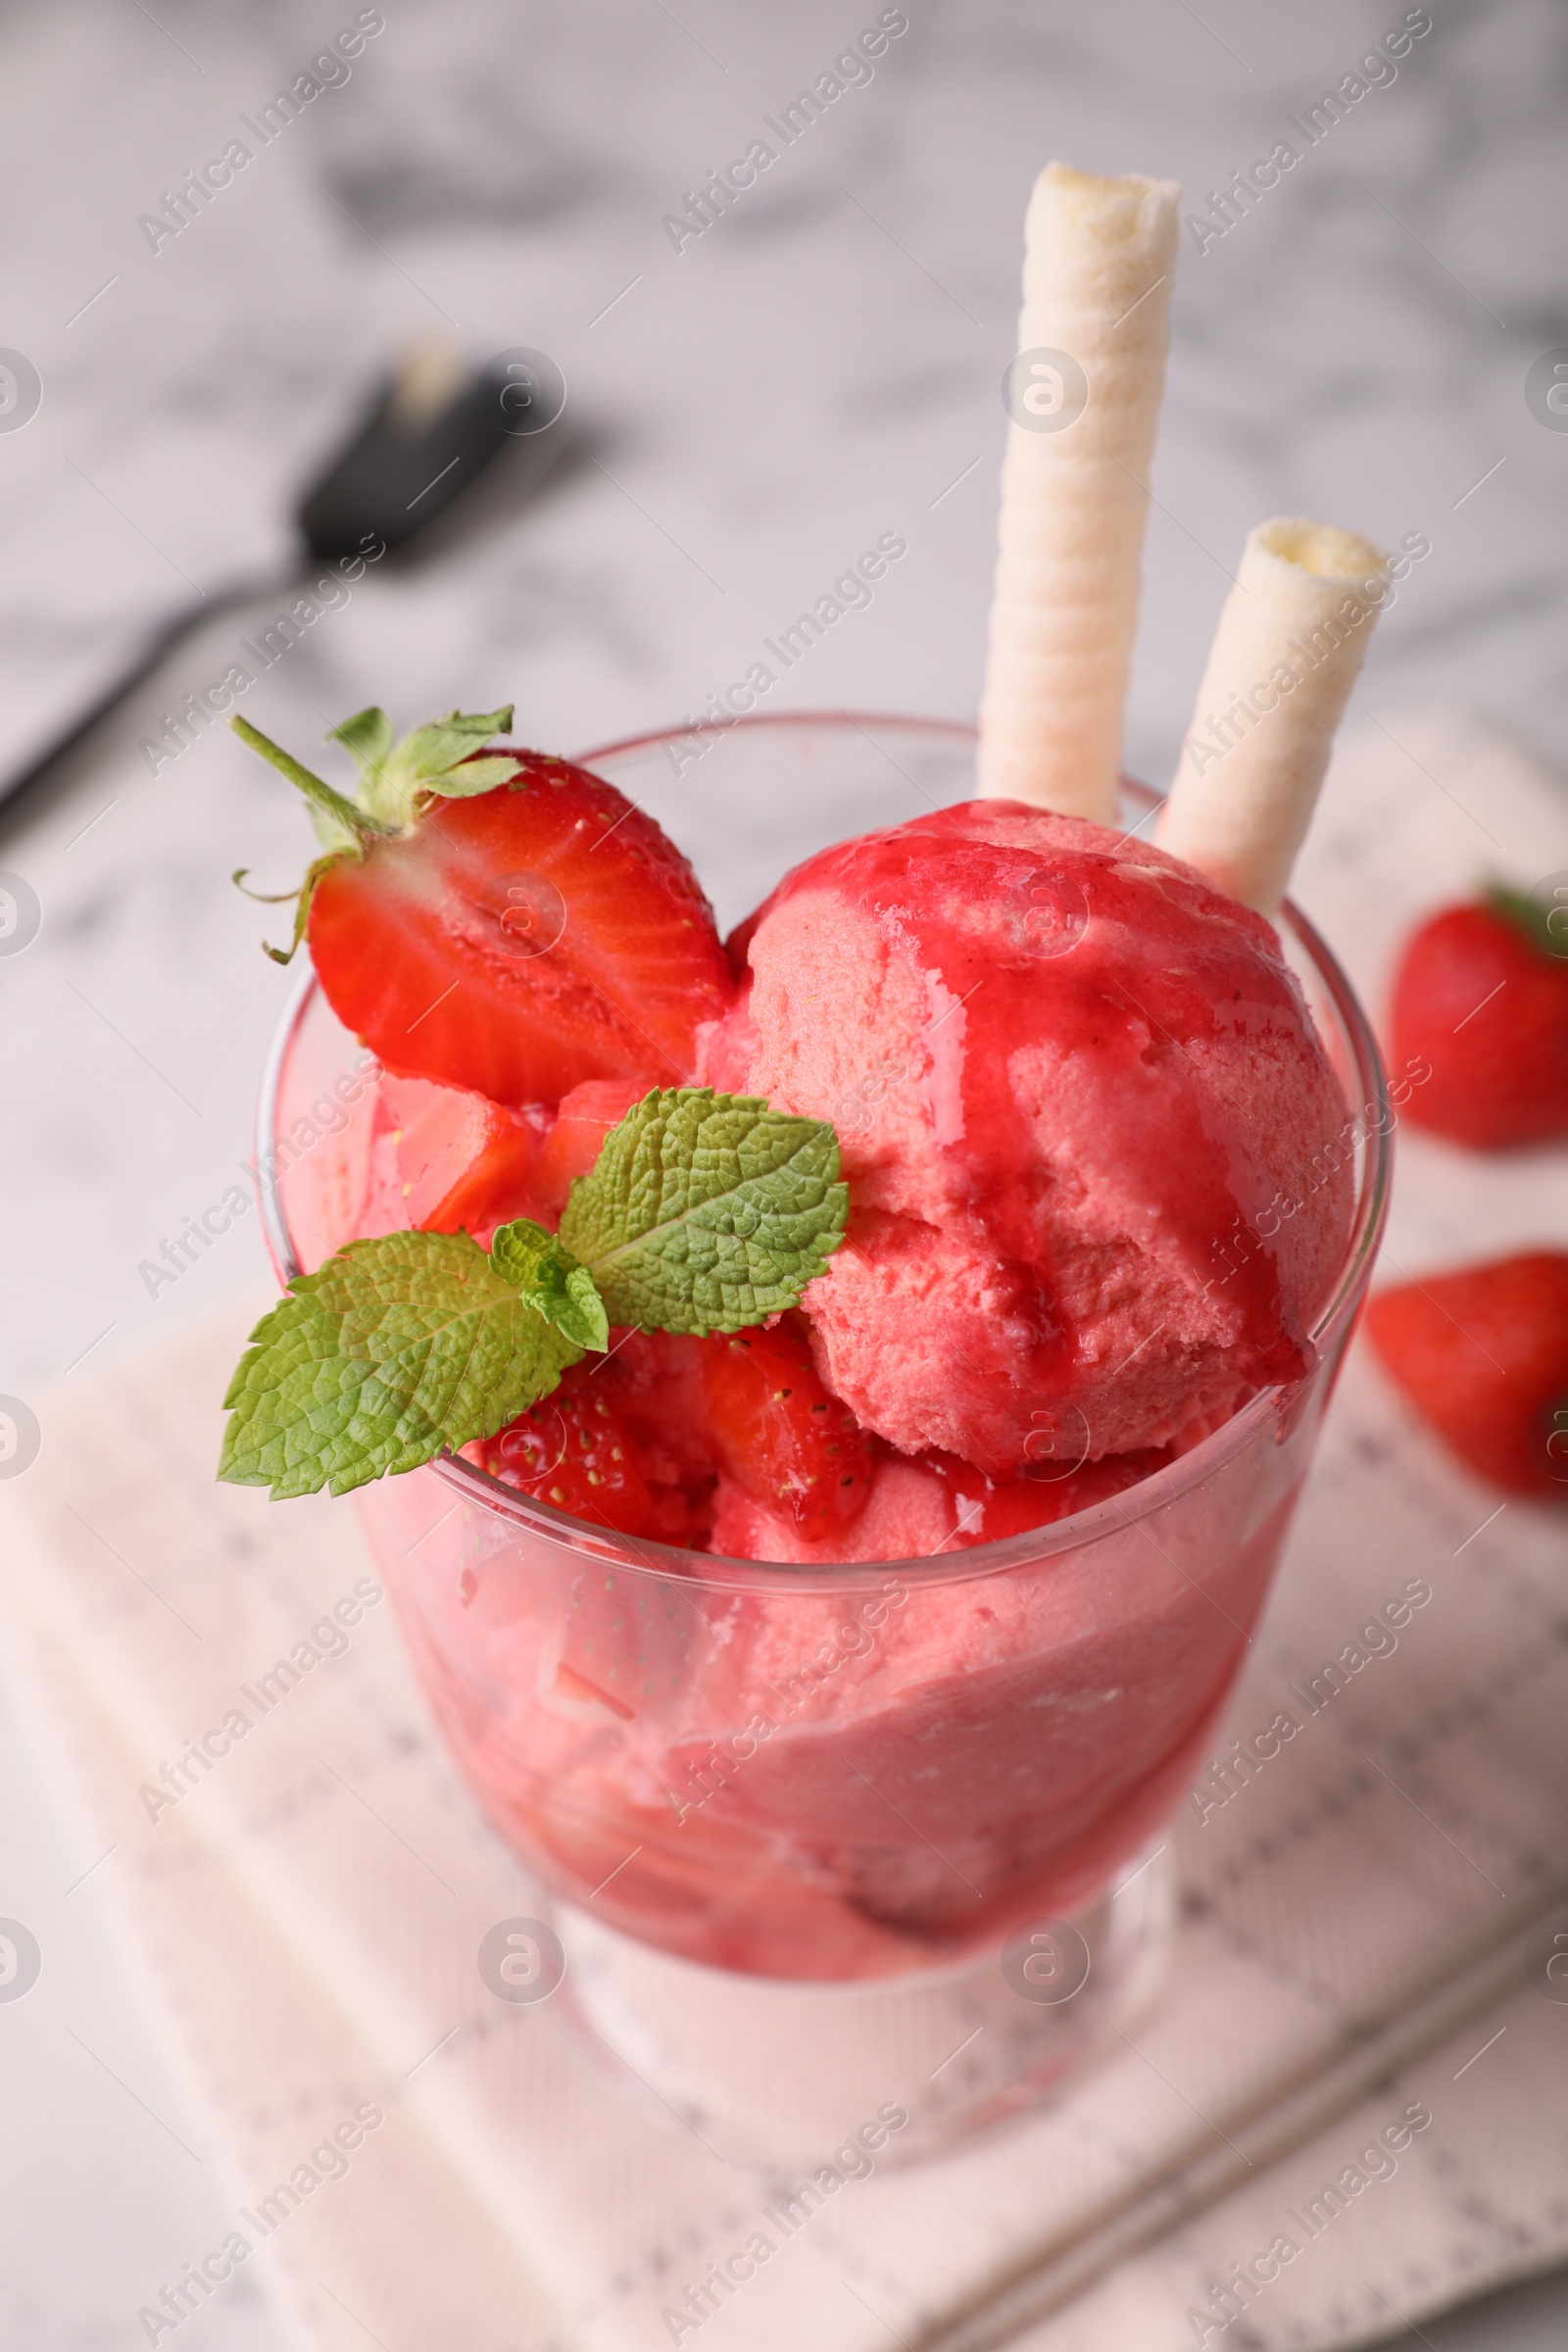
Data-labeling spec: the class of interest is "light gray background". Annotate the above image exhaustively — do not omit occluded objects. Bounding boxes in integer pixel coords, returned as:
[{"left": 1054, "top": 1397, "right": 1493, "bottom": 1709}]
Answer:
[{"left": 1, "top": 0, "right": 1564, "bottom": 2343}]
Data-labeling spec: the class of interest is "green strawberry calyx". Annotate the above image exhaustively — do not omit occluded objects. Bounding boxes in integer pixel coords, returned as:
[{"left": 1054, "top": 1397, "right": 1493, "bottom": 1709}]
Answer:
[{"left": 1486, "top": 882, "right": 1568, "bottom": 966}]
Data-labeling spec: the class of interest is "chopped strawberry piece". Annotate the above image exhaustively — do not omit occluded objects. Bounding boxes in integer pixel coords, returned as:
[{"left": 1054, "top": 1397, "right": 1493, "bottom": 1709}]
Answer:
[
  {"left": 921, "top": 1446, "right": 1173, "bottom": 1545},
  {"left": 481, "top": 1364, "right": 660, "bottom": 1535},
  {"left": 1390, "top": 896, "right": 1568, "bottom": 1148},
  {"left": 641, "top": 1482, "right": 713, "bottom": 1548},
  {"left": 422, "top": 1121, "right": 542, "bottom": 1241},
  {"left": 481, "top": 1356, "right": 716, "bottom": 1542},
  {"left": 380, "top": 1074, "right": 510, "bottom": 1225},
  {"left": 535, "top": 1077, "right": 650, "bottom": 1219},
  {"left": 709, "top": 1439, "right": 1173, "bottom": 1563},
  {"left": 700, "top": 1313, "right": 871, "bottom": 1539},
  {"left": 309, "top": 752, "right": 735, "bottom": 1108},
  {"left": 1366, "top": 1250, "right": 1568, "bottom": 1498},
  {"left": 360, "top": 1073, "right": 543, "bottom": 1243},
  {"left": 590, "top": 1330, "right": 717, "bottom": 1488}
]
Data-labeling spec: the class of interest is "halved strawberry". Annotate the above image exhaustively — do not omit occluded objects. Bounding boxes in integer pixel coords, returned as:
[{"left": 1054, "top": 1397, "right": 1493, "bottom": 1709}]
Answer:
[
  {"left": 699, "top": 1313, "right": 871, "bottom": 1539},
  {"left": 315, "top": 757, "right": 732, "bottom": 1106},
  {"left": 1366, "top": 1250, "right": 1568, "bottom": 1497},
  {"left": 236, "top": 712, "right": 734, "bottom": 1109},
  {"left": 1390, "top": 893, "right": 1568, "bottom": 1148}
]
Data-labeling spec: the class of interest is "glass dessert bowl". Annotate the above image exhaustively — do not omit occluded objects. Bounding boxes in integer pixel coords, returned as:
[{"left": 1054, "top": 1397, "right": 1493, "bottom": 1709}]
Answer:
[{"left": 259, "top": 712, "right": 1392, "bottom": 2163}]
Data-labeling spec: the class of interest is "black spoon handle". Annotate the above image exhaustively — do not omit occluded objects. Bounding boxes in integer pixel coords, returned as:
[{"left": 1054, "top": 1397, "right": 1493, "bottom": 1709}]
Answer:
[{"left": 0, "top": 571, "right": 298, "bottom": 833}]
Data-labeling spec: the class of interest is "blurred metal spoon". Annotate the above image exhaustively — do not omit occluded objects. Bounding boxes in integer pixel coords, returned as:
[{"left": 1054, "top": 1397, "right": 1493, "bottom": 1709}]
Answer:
[{"left": 1, "top": 343, "right": 568, "bottom": 823}]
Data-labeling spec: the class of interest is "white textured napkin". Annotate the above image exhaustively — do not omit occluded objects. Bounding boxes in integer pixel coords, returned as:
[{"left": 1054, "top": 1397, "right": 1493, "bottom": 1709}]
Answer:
[{"left": 4, "top": 712, "right": 1568, "bottom": 2352}]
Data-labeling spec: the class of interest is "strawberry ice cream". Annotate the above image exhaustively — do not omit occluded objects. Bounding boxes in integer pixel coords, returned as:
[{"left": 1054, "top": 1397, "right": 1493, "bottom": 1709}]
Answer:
[
  {"left": 368, "top": 1401, "right": 1304, "bottom": 1975},
  {"left": 701, "top": 801, "right": 1354, "bottom": 1490}
]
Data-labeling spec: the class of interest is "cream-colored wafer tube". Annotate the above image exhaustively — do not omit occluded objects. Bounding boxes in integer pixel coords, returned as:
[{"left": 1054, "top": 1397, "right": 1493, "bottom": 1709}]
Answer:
[
  {"left": 1156, "top": 516, "right": 1389, "bottom": 914},
  {"left": 977, "top": 163, "right": 1179, "bottom": 820}
]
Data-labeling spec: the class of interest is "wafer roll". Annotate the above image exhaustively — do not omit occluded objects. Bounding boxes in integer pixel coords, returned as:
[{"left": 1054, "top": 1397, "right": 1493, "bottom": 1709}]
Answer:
[
  {"left": 1156, "top": 516, "right": 1389, "bottom": 914},
  {"left": 977, "top": 163, "right": 1179, "bottom": 819}
]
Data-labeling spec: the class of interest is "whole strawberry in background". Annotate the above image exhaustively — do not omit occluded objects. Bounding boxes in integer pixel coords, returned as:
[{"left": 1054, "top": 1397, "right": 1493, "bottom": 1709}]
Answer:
[
  {"left": 1389, "top": 885, "right": 1568, "bottom": 1148},
  {"left": 1366, "top": 1251, "right": 1568, "bottom": 1499}
]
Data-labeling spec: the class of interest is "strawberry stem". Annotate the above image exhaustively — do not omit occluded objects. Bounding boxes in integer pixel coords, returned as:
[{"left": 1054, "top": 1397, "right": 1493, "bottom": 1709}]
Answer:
[
  {"left": 230, "top": 715, "right": 392, "bottom": 847},
  {"left": 231, "top": 867, "right": 301, "bottom": 905}
]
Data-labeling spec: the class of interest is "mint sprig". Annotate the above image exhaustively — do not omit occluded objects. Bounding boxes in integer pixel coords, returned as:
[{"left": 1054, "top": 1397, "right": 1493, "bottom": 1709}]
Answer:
[
  {"left": 489, "top": 1220, "right": 610, "bottom": 1352},
  {"left": 220, "top": 1221, "right": 588, "bottom": 1499},
  {"left": 220, "top": 1093, "right": 846, "bottom": 1500}
]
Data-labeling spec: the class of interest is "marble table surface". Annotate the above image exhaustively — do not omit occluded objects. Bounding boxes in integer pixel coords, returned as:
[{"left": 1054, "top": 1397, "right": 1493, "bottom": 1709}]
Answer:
[{"left": 1, "top": 0, "right": 1565, "bottom": 2343}]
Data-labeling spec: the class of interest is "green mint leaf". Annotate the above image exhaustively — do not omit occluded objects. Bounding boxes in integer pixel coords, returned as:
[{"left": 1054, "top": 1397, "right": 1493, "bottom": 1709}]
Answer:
[
  {"left": 489, "top": 1217, "right": 610, "bottom": 1352},
  {"left": 219, "top": 1228, "right": 582, "bottom": 1499},
  {"left": 559, "top": 1088, "right": 847, "bottom": 1336}
]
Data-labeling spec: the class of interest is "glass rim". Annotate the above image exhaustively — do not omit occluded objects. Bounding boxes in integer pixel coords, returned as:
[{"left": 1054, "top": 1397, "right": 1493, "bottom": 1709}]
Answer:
[{"left": 257, "top": 709, "right": 1393, "bottom": 1597}]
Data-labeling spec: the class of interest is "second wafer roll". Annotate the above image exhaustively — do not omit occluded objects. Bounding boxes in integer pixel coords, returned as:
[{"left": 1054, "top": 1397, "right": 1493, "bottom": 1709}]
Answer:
[{"left": 1156, "top": 516, "right": 1389, "bottom": 914}]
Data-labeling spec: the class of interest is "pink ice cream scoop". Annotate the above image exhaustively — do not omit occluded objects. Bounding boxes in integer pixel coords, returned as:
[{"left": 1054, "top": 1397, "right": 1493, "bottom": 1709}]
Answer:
[{"left": 701, "top": 800, "right": 1354, "bottom": 1478}]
